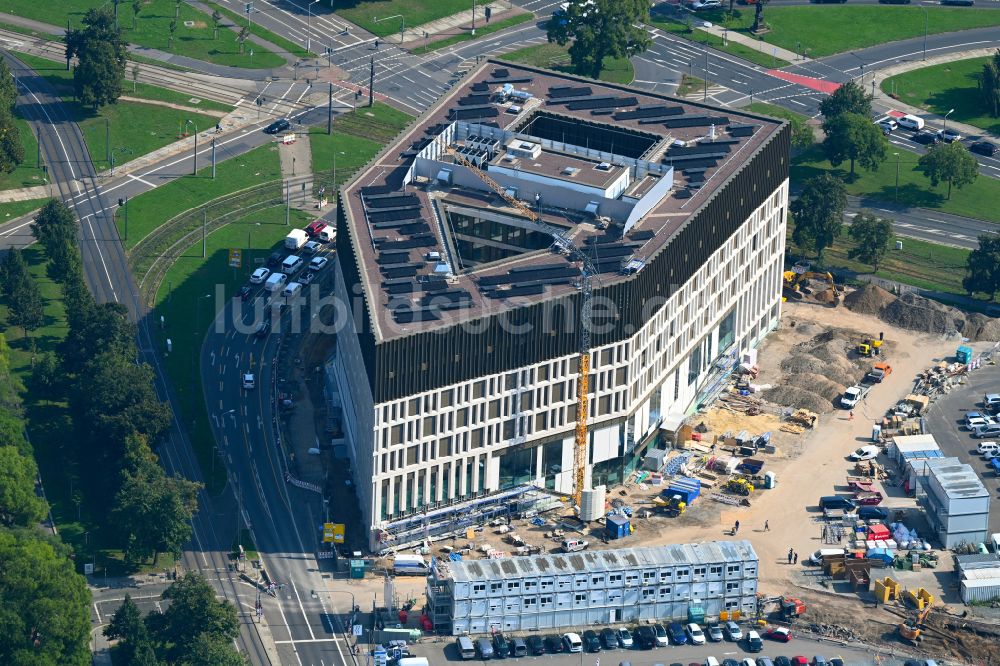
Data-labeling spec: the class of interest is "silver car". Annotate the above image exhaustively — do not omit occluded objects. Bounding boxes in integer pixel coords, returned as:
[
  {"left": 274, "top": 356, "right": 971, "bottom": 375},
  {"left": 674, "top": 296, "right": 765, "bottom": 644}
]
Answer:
[
  {"left": 724, "top": 620, "right": 743, "bottom": 641},
  {"left": 707, "top": 623, "right": 724, "bottom": 641}
]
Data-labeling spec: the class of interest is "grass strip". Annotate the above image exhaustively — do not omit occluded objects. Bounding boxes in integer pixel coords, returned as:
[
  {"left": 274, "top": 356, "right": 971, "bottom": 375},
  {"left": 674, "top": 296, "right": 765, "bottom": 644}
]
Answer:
[
  {"left": 334, "top": 0, "right": 474, "bottom": 38},
  {"left": 205, "top": 0, "right": 314, "bottom": 59},
  {"left": 500, "top": 43, "right": 634, "bottom": 85},
  {"left": 410, "top": 13, "right": 533, "bottom": 55}
]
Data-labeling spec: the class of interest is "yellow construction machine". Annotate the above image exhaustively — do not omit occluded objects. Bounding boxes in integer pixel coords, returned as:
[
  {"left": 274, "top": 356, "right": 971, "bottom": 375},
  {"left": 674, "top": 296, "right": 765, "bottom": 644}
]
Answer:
[
  {"left": 858, "top": 336, "right": 884, "bottom": 357},
  {"left": 897, "top": 605, "right": 932, "bottom": 645},
  {"left": 726, "top": 478, "right": 754, "bottom": 496},
  {"left": 782, "top": 270, "right": 840, "bottom": 305}
]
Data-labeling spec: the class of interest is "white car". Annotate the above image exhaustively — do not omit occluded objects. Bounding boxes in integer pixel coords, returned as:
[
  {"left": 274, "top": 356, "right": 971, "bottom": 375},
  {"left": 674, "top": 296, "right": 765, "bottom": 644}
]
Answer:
[
  {"left": 691, "top": 0, "right": 722, "bottom": 8},
  {"left": 848, "top": 445, "right": 880, "bottom": 461},
  {"left": 242, "top": 373, "right": 256, "bottom": 389},
  {"left": 250, "top": 267, "right": 270, "bottom": 284},
  {"left": 616, "top": 627, "right": 633, "bottom": 648},
  {"left": 303, "top": 240, "right": 322, "bottom": 255},
  {"left": 686, "top": 623, "right": 706, "bottom": 645},
  {"left": 965, "top": 412, "right": 995, "bottom": 430},
  {"left": 562, "top": 632, "right": 583, "bottom": 653},
  {"left": 938, "top": 128, "right": 962, "bottom": 143},
  {"left": 309, "top": 256, "right": 329, "bottom": 271}
]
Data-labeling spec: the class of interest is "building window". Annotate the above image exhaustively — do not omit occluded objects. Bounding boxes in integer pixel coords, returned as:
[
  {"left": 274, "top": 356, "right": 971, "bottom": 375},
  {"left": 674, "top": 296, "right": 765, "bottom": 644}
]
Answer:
[
  {"left": 473, "top": 584, "right": 486, "bottom": 593},
  {"left": 524, "top": 597, "right": 536, "bottom": 608},
  {"left": 490, "top": 582, "right": 502, "bottom": 593},
  {"left": 726, "top": 582, "right": 739, "bottom": 592},
  {"left": 524, "top": 580, "right": 537, "bottom": 592},
  {"left": 506, "top": 581, "right": 520, "bottom": 592},
  {"left": 717, "top": 308, "right": 736, "bottom": 355},
  {"left": 727, "top": 565, "right": 740, "bottom": 574},
  {"left": 710, "top": 565, "right": 723, "bottom": 575},
  {"left": 575, "top": 592, "right": 587, "bottom": 603}
]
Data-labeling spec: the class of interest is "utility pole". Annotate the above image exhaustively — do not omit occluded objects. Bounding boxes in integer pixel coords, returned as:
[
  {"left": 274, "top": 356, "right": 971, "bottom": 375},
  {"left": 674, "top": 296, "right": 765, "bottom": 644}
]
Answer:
[
  {"left": 703, "top": 48, "right": 708, "bottom": 103},
  {"left": 105, "top": 117, "right": 110, "bottom": 164},
  {"left": 36, "top": 127, "right": 40, "bottom": 168},
  {"left": 471, "top": 0, "right": 476, "bottom": 36},
  {"left": 211, "top": 138, "right": 216, "bottom": 179},
  {"left": 203, "top": 209, "right": 207, "bottom": 258},
  {"left": 123, "top": 196, "right": 128, "bottom": 241},
  {"left": 369, "top": 57, "right": 375, "bottom": 107},
  {"left": 327, "top": 82, "right": 333, "bottom": 135},
  {"left": 285, "top": 180, "right": 290, "bottom": 225}
]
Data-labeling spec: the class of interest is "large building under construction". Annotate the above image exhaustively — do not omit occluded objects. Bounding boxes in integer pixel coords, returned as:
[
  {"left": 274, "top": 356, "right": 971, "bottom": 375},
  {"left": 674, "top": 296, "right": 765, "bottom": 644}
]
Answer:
[{"left": 331, "top": 59, "right": 790, "bottom": 551}]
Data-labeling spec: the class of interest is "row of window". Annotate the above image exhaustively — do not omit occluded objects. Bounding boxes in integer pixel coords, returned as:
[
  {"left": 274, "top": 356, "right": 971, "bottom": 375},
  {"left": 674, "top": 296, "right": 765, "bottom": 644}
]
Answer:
[{"left": 466, "top": 563, "right": 749, "bottom": 595}]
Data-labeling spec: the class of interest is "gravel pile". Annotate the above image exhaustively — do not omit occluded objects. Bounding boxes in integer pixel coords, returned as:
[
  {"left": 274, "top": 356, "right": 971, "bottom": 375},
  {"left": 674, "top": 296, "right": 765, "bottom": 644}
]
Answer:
[
  {"left": 762, "top": 385, "right": 832, "bottom": 413},
  {"left": 966, "top": 313, "right": 1000, "bottom": 341},
  {"left": 844, "top": 284, "right": 897, "bottom": 315},
  {"left": 786, "top": 372, "right": 843, "bottom": 402}
]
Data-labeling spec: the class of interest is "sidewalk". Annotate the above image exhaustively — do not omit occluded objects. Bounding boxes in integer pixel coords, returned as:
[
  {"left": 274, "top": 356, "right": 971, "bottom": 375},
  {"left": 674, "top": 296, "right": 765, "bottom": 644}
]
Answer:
[
  {"left": 696, "top": 22, "right": 804, "bottom": 64},
  {"left": 869, "top": 47, "right": 999, "bottom": 140},
  {"left": 391, "top": 1, "right": 514, "bottom": 45}
]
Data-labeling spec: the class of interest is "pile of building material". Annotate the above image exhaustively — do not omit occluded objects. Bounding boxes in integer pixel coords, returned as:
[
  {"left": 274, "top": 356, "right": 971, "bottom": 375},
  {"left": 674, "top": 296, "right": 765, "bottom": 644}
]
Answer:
[
  {"left": 845, "top": 284, "right": 1000, "bottom": 341},
  {"left": 854, "top": 459, "right": 889, "bottom": 480}
]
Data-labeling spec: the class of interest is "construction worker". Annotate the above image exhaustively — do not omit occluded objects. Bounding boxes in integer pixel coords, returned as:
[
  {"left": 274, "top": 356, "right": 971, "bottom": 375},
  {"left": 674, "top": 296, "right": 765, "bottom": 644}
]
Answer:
[
  {"left": 793, "top": 552, "right": 799, "bottom": 565},
  {"left": 733, "top": 520, "right": 740, "bottom": 535},
  {"left": 849, "top": 410, "right": 855, "bottom": 421},
  {"left": 764, "top": 520, "right": 769, "bottom": 532},
  {"left": 787, "top": 548, "right": 793, "bottom": 564}
]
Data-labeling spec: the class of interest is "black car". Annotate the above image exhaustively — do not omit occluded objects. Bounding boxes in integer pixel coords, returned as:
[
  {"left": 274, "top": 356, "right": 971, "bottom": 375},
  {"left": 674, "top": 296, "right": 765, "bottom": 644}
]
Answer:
[
  {"left": 723, "top": 660, "right": 741, "bottom": 666},
  {"left": 971, "top": 141, "right": 997, "bottom": 157},
  {"left": 582, "top": 629, "right": 602, "bottom": 652},
  {"left": 634, "top": 625, "right": 657, "bottom": 649},
  {"left": 940, "top": 0, "right": 973, "bottom": 5},
  {"left": 264, "top": 118, "right": 291, "bottom": 134},
  {"left": 266, "top": 251, "right": 284, "bottom": 268},
  {"left": 255, "top": 321, "right": 270, "bottom": 338},
  {"left": 526, "top": 635, "right": 545, "bottom": 655},
  {"left": 544, "top": 634, "right": 564, "bottom": 653},
  {"left": 238, "top": 285, "right": 253, "bottom": 301},
  {"left": 774, "top": 658, "right": 793, "bottom": 666},
  {"left": 878, "top": 0, "right": 910, "bottom": 3},
  {"left": 493, "top": 633, "right": 510, "bottom": 658},
  {"left": 599, "top": 627, "right": 617, "bottom": 650},
  {"left": 858, "top": 505, "right": 889, "bottom": 521},
  {"left": 913, "top": 131, "right": 939, "bottom": 145}
]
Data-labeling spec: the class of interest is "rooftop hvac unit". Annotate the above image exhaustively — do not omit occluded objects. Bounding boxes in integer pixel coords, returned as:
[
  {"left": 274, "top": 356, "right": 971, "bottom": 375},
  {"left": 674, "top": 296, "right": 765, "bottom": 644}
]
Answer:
[{"left": 580, "top": 485, "right": 607, "bottom": 522}]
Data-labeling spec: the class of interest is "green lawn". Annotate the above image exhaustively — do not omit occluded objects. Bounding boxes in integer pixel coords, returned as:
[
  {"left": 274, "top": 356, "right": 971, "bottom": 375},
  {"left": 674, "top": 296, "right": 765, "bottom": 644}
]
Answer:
[
  {"left": 410, "top": 13, "right": 534, "bottom": 55},
  {"left": 324, "top": 101, "right": 413, "bottom": 145},
  {"left": 15, "top": 52, "right": 217, "bottom": 171},
  {"left": 787, "top": 222, "right": 969, "bottom": 296},
  {"left": 656, "top": 6, "right": 1000, "bottom": 59},
  {"left": 151, "top": 205, "right": 313, "bottom": 494},
  {"left": 0, "top": 19, "right": 59, "bottom": 40},
  {"left": 0, "top": 245, "right": 174, "bottom": 576},
  {"left": 126, "top": 80, "right": 234, "bottom": 114},
  {"left": 882, "top": 57, "right": 999, "bottom": 136},
  {"left": 117, "top": 142, "right": 282, "bottom": 248},
  {"left": 676, "top": 74, "right": 705, "bottom": 98},
  {"left": 791, "top": 145, "right": 1000, "bottom": 225},
  {"left": 333, "top": 0, "right": 472, "bottom": 37},
  {"left": 204, "top": 0, "right": 312, "bottom": 58},
  {"left": 500, "top": 43, "right": 634, "bottom": 85},
  {"left": 648, "top": 14, "right": 789, "bottom": 69},
  {"left": 0, "top": 111, "right": 47, "bottom": 191},
  {"left": 0, "top": 197, "right": 48, "bottom": 222},
  {"left": 309, "top": 132, "right": 383, "bottom": 195},
  {"left": 0, "top": 0, "right": 284, "bottom": 68}
]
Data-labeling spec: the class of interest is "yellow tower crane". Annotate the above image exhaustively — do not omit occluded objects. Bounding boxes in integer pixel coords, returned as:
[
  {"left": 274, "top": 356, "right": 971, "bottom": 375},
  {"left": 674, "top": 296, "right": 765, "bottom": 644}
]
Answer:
[{"left": 446, "top": 145, "right": 595, "bottom": 510}]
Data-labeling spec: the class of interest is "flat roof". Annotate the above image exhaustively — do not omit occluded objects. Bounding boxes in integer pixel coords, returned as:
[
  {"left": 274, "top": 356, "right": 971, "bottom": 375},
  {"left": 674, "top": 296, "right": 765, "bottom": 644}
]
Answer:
[
  {"left": 438, "top": 540, "right": 758, "bottom": 583},
  {"left": 487, "top": 147, "right": 627, "bottom": 189},
  {"left": 340, "top": 59, "right": 785, "bottom": 342},
  {"left": 926, "top": 457, "right": 989, "bottom": 499}
]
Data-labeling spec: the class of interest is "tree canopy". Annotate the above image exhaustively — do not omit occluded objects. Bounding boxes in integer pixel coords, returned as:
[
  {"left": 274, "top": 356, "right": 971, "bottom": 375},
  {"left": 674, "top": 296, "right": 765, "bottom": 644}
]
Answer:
[
  {"left": 546, "top": 0, "right": 651, "bottom": 80},
  {"left": 917, "top": 141, "right": 979, "bottom": 200},
  {"left": 819, "top": 80, "right": 873, "bottom": 121},
  {"left": 964, "top": 233, "right": 1000, "bottom": 300},
  {"left": 821, "top": 112, "right": 888, "bottom": 178},
  {"left": 148, "top": 572, "right": 240, "bottom": 664},
  {"left": 0, "top": 446, "right": 47, "bottom": 527},
  {"left": 847, "top": 212, "right": 894, "bottom": 272},
  {"left": 0, "top": 60, "right": 24, "bottom": 175},
  {"left": 65, "top": 8, "right": 127, "bottom": 108},
  {"left": 790, "top": 173, "right": 847, "bottom": 262},
  {"left": 980, "top": 49, "right": 1000, "bottom": 118}
]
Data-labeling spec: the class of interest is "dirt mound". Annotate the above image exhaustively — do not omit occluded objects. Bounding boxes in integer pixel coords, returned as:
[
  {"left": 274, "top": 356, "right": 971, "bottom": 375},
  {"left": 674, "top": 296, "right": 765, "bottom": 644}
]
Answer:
[
  {"left": 844, "top": 284, "right": 897, "bottom": 315},
  {"left": 965, "top": 313, "right": 1000, "bottom": 342},
  {"left": 881, "top": 293, "right": 961, "bottom": 335},
  {"left": 762, "top": 385, "right": 832, "bottom": 413},
  {"left": 785, "top": 372, "right": 844, "bottom": 401}
]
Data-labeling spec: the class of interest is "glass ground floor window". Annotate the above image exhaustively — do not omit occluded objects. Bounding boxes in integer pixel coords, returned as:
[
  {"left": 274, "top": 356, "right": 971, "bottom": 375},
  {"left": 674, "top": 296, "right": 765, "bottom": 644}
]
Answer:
[{"left": 499, "top": 446, "right": 537, "bottom": 489}]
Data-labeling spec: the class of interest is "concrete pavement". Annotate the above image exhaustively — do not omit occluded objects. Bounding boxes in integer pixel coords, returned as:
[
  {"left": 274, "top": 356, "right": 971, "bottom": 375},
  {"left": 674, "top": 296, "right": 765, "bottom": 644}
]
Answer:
[
  {"left": 697, "top": 21, "right": 804, "bottom": 63},
  {"left": 395, "top": 1, "right": 516, "bottom": 45}
]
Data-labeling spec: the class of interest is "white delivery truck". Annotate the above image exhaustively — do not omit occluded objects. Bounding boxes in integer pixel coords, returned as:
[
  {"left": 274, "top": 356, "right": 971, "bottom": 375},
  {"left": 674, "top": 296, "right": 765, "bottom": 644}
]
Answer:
[
  {"left": 285, "top": 228, "right": 308, "bottom": 250},
  {"left": 392, "top": 554, "right": 429, "bottom": 576}
]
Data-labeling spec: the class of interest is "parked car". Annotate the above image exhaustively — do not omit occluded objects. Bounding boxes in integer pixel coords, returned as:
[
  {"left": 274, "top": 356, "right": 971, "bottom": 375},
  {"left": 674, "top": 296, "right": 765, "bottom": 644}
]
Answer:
[
  {"left": 724, "top": 621, "right": 743, "bottom": 641},
  {"left": 858, "top": 506, "right": 889, "bottom": 521},
  {"left": 723, "top": 660, "right": 742, "bottom": 666},
  {"left": 635, "top": 625, "right": 657, "bottom": 649},
  {"left": 600, "top": 628, "right": 617, "bottom": 650},
  {"left": 562, "top": 632, "right": 583, "bottom": 654},
  {"left": 774, "top": 658, "right": 794, "bottom": 666},
  {"left": 973, "top": 423, "right": 1000, "bottom": 439},
  {"left": 707, "top": 623, "right": 724, "bottom": 641},
  {"left": 746, "top": 630, "right": 764, "bottom": 652},
  {"left": 971, "top": 141, "right": 997, "bottom": 157},
  {"left": 691, "top": 0, "right": 722, "bottom": 8},
  {"left": 493, "top": 633, "right": 511, "bottom": 658},
  {"left": 653, "top": 623, "right": 669, "bottom": 647},
  {"left": 544, "top": 634, "right": 564, "bottom": 653},
  {"left": 668, "top": 622, "right": 687, "bottom": 645},
  {"left": 617, "top": 627, "right": 634, "bottom": 648},
  {"left": 511, "top": 637, "right": 527, "bottom": 657},
  {"left": 299, "top": 271, "right": 316, "bottom": 285},
  {"left": 686, "top": 623, "right": 706, "bottom": 645},
  {"left": 966, "top": 412, "right": 995, "bottom": 429},
  {"left": 250, "top": 267, "right": 270, "bottom": 284},
  {"left": 812, "top": 658, "right": 828, "bottom": 666},
  {"left": 758, "top": 658, "right": 776, "bottom": 666},
  {"left": 264, "top": 118, "right": 291, "bottom": 134},
  {"left": 912, "top": 131, "right": 939, "bottom": 145},
  {"left": 526, "top": 634, "right": 545, "bottom": 655},
  {"left": 765, "top": 627, "right": 793, "bottom": 642},
  {"left": 791, "top": 659, "right": 810, "bottom": 666},
  {"left": 848, "top": 445, "right": 879, "bottom": 461},
  {"left": 938, "top": 128, "right": 962, "bottom": 143},
  {"left": 582, "top": 629, "right": 602, "bottom": 652}
]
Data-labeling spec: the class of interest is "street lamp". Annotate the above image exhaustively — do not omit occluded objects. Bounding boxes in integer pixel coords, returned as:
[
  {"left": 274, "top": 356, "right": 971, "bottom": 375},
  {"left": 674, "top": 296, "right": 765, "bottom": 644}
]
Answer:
[
  {"left": 893, "top": 152, "right": 900, "bottom": 202},
  {"left": 921, "top": 5, "right": 928, "bottom": 61},
  {"left": 307, "top": 0, "right": 319, "bottom": 52},
  {"left": 943, "top": 108, "right": 955, "bottom": 133},
  {"left": 110, "top": 146, "right": 132, "bottom": 176},
  {"left": 192, "top": 293, "right": 212, "bottom": 387},
  {"left": 186, "top": 119, "right": 198, "bottom": 175}
]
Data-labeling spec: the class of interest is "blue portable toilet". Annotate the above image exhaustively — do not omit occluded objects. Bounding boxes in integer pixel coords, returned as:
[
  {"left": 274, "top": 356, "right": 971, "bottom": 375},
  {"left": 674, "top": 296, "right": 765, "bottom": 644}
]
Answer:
[
  {"left": 606, "top": 515, "right": 630, "bottom": 540},
  {"left": 956, "top": 345, "right": 973, "bottom": 364}
]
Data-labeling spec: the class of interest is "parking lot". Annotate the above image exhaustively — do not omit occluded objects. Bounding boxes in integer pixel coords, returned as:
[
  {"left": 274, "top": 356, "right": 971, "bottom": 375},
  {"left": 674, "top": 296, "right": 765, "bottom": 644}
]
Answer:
[{"left": 923, "top": 359, "right": 1000, "bottom": 536}]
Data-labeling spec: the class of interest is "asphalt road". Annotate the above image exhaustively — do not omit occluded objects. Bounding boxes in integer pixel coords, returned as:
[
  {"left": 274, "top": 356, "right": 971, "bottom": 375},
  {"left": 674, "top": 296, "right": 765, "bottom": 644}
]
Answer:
[{"left": 922, "top": 357, "right": 1000, "bottom": 536}]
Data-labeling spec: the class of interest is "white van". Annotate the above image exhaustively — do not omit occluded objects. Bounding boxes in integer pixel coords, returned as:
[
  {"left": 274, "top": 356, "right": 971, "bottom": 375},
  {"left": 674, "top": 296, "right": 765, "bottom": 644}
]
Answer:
[
  {"left": 456, "top": 636, "right": 476, "bottom": 660},
  {"left": 318, "top": 226, "right": 336, "bottom": 243},
  {"left": 897, "top": 114, "right": 924, "bottom": 131},
  {"left": 282, "top": 282, "right": 302, "bottom": 299},
  {"left": 561, "top": 538, "right": 588, "bottom": 552},
  {"left": 977, "top": 441, "right": 999, "bottom": 456},
  {"left": 705, "top": 658, "right": 721, "bottom": 666},
  {"left": 264, "top": 272, "right": 288, "bottom": 292},
  {"left": 281, "top": 254, "right": 304, "bottom": 275},
  {"left": 807, "top": 548, "right": 847, "bottom": 565}
]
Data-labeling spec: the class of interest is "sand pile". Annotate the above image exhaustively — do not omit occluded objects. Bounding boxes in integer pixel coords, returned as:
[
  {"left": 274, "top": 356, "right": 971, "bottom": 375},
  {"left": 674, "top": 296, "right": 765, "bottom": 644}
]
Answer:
[
  {"left": 762, "top": 385, "right": 831, "bottom": 414},
  {"left": 786, "top": 372, "right": 843, "bottom": 401},
  {"left": 966, "top": 313, "right": 1000, "bottom": 341},
  {"left": 843, "top": 284, "right": 897, "bottom": 315}
]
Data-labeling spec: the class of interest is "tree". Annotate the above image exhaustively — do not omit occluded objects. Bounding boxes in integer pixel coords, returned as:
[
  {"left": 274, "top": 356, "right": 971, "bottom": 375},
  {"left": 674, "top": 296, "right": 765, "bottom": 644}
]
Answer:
[
  {"left": 546, "top": 0, "right": 651, "bottom": 80},
  {"left": 105, "top": 594, "right": 160, "bottom": 665},
  {"left": 180, "top": 633, "right": 245, "bottom": 666},
  {"left": 917, "top": 141, "right": 979, "bottom": 200},
  {"left": 211, "top": 10, "right": 222, "bottom": 39},
  {"left": 132, "top": 64, "right": 140, "bottom": 93},
  {"left": 31, "top": 199, "right": 78, "bottom": 259},
  {"left": 30, "top": 351, "right": 61, "bottom": 399},
  {"left": 847, "top": 212, "right": 894, "bottom": 272},
  {"left": 148, "top": 572, "right": 239, "bottom": 663},
  {"left": 0, "top": 446, "right": 48, "bottom": 527},
  {"left": 132, "top": 0, "right": 142, "bottom": 30},
  {"left": 980, "top": 50, "right": 1000, "bottom": 118},
  {"left": 168, "top": 19, "right": 177, "bottom": 50},
  {"left": 64, "top": 8, "right": 127, "bottom": 108},
  {"left": 819, "top": 80, "right": 872, "bottom": 120},
  {"left": 60, "top": 301, "right": 136, "bottom": 374},
  {"left": 963, "top": 233, "right": 1000, "bottom": 300},
  {"left": 237, "top": 26, "right": 249, "bottom": 54},
  {"left": 790, "top": 173, "right": 847, "bottom": 262},
  {"left": 821, "top": 112, "right": 888, "bottom": 178},
  {"left": 0, "top": 60, "right": 17, "bottom": 109},
  {"left": 0, "top": 528, "right": 91, "bottom": 665},
  {"left": 8, "top": 268, "right": 44, "bottom": 336},
  {"left": 0, "top": 246, "right": 29, "bottom": 297},
  {"left": 0, "top": 109, "right": 24, "bottom": 174}
]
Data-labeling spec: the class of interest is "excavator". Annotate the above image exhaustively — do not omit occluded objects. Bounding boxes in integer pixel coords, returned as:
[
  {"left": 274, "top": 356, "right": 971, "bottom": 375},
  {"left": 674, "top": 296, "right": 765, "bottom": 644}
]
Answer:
[
  {"left": 782, "top": 269, "right": 840, "bottom": 305},
  {"left": 897, "top": 605, "right": 932, "bottom": 645}
]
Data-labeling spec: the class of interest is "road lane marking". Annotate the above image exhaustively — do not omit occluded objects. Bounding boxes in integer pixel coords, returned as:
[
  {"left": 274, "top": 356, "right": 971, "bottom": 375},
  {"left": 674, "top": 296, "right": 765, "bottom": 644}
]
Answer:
[{"left": 127, "top": 173, "right": 154, "bottom": 187}]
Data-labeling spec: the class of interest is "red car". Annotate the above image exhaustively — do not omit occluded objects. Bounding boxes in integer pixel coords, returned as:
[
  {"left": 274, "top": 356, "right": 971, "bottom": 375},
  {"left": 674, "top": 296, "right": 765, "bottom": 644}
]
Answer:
[
  {"left": 765, "top": 626, "right": 793, "bottom": 642},
  {"left": 792, "top": 658, "right": 809, "bottom": 665}
]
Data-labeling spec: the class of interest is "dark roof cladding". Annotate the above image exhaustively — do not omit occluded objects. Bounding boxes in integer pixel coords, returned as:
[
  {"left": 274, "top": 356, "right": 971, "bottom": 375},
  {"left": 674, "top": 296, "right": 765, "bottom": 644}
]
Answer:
[{"left": 340, "top": 59, "right": 785, "bottom": 343}]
